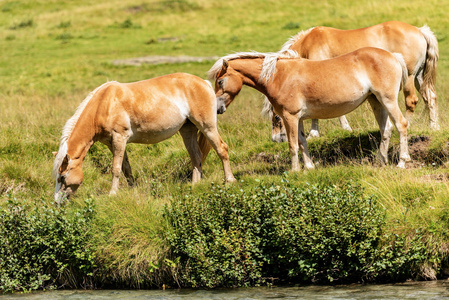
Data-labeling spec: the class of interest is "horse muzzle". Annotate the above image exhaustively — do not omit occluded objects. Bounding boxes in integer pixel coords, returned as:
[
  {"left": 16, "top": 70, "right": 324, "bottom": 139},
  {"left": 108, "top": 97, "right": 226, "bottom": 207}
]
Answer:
[
  {"left": 217, "top": 104, "right": 226, "bottom": 114},
  {"left": 54, "top": 190, "right": 69, "bottom": 204}
]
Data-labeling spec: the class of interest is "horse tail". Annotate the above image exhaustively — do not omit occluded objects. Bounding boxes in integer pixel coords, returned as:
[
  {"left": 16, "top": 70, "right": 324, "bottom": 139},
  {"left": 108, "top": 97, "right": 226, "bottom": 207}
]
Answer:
[
  {"left": 393, "top": 53, "right": 408, "bottom": 90},
  {"left": 419, "top": 25, "right": 439, "bottom": 102}
]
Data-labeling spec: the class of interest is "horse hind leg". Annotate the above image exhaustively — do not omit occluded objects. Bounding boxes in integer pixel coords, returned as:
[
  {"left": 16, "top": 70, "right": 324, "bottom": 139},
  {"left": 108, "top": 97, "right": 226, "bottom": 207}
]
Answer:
[
  {"left": 179, "top": 121, "right": 203, "bottom": 184},
  {"left": 298, "top": 120, "right": 315, "bottom": 170},
  {"left": 376, "top": 93, "right": 411, "bottom": 168},
  {"left": 403, "top": 75, "right": 419, "bottom": 126},
  {"left": 122, "top": 151, "right": 135, "bottom": 186},
  {"left": 308, "top": 119, "right": 320, "bottom": 138},
  {"left": 307, "top": 116, "right": 352, "bottom": 139},
  {"left": 367, "top": 95, "right": 393, "bottom": 165},
  {"left": 338, "top": 115, "right": 352, "bottom": 132},
  {"left": 195, "top": 121, "right": 236, "bottom": 183}
]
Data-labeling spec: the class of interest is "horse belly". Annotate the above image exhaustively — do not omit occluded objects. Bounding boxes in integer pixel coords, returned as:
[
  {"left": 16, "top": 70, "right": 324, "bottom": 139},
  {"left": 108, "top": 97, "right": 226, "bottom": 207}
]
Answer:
[
  {"left": 303, "top": 92, "right": 369, "bottom": 120},
  {"left": 128, "top": 109, "right": 187, "bottom": 144},
  {"left": 129, "top": 125, "right": 183, "bottom": 144}
]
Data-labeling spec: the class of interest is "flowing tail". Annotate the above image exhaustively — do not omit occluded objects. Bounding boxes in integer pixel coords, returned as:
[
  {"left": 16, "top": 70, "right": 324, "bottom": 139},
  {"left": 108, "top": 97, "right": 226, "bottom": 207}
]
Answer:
[{"left": 419, "top": 25, "right": 439, "bottom": 105}]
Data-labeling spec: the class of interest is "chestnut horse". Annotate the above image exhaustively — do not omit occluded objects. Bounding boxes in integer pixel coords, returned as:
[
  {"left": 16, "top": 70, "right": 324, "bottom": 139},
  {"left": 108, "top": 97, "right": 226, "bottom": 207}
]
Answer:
[
  {"left": 209, "top": 48, "right": 411, "bottom": 172},
  {"left": 262, "top": 21, "right": 439, "bottom": 142},
  {"left": 53, "top": 73, "right": 235, "bottom": 203}
]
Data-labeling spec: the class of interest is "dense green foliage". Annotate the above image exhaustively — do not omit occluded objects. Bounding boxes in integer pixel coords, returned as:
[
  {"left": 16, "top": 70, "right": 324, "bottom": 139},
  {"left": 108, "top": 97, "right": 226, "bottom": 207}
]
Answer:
[
  {"left": 0, "top": 198, "right": 96, "bottom": 292},
  {"left": 166, "top": 182, "right": 436, "bottom": 287}
]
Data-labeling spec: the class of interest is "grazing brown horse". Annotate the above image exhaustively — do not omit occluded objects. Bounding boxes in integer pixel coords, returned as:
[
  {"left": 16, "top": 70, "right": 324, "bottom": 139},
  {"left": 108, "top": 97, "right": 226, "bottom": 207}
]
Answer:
[
  {"left": 209, "top": 48, "right": 411, "bottom": 172},
  {"left": 262, "top": 21, "right": 439, "bottom": 142},
  {"left": 53, "top": 73, "right": 235, "bottom": 203}
]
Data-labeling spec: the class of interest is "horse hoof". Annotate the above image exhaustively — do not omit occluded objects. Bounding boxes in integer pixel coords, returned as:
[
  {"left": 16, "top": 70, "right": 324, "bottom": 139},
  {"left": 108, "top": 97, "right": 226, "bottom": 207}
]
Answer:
[
  {"left": 396, "top": 161, "right": 406, "bottom": 169},
  {"left": 431, "top": 123, "right": 440, "bottom": 131},
  {"left": 226, "top": 176, "right": 237, "bottom": 184},
  {"left": 307, "top": 131, "right": 320, "bottom": 139}
]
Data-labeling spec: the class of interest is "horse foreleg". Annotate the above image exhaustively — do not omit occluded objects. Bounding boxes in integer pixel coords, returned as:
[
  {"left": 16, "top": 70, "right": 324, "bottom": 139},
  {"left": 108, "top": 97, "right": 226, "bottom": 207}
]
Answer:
[
  {"left": 282, "top": 114, "right": 301, "bottom": 171},
  {"left": 367, "top": 95, "right": 392, "bottom": 165},
  {"left": 298, "top": 120, "right": 315, "bottom": 170},
  {"left": 179, "top": 121, "right": 203, "bottom": 184},
  {"left": 106, "top": 143, "right": 134, "bottom": 187},
  {"left": 110, "top": 133, "right": 128, "bottom": 195}
]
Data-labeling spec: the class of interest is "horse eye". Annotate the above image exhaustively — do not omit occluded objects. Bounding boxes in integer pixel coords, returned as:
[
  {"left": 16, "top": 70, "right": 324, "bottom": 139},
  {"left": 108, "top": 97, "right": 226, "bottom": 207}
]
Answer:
[{"left": 218, "top": 79, "right": 224, "bottom": 87}]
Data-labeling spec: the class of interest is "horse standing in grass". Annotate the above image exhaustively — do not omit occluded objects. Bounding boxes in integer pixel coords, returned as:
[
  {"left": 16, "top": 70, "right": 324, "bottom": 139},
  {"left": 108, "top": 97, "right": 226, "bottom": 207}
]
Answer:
[
  {"left": 262, "top": 21, "right": 439, "bottom": 142},
  {"left": 53, "top": 73, "right": 235, "bottom": 203},
  {"left": 209, "top": 48, "right": 411, "bottom": 172}
]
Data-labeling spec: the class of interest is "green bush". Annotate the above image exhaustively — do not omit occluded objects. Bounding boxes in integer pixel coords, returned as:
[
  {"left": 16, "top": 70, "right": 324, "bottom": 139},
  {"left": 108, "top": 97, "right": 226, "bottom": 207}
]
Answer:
[
  {"left": 0, "top": 198, "right": 96, "bottom": 293},
  {"left": 166, "top": 182, "right": 434, "bottom": 287}
]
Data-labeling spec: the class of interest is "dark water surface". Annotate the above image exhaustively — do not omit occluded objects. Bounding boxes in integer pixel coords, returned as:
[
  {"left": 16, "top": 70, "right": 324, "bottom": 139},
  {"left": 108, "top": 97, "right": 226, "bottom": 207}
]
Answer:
[{"left": 2, "top": 280, "right": 449, "bottom": 299}]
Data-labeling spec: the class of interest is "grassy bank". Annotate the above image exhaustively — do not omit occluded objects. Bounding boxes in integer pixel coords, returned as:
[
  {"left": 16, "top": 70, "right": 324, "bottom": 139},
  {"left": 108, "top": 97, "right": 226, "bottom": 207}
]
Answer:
[{"left": 1, "top": 0, "right": 449, "bottom": 292}]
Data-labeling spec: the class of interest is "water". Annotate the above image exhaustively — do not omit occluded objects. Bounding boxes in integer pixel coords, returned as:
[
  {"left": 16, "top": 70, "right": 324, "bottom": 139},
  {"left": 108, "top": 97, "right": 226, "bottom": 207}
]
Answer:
[{"left": 2, "top": 280, "right": 449, "bottom": 299}]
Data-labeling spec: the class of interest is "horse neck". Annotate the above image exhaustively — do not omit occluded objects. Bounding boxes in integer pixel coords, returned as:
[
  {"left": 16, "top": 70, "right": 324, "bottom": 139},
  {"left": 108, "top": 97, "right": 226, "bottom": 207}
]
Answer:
[
  {"left": 230, "top": 58, "right": 268, "bottom": 93},
  {"left": 65, "top": 105, "right": 97, "bottom": 161}
]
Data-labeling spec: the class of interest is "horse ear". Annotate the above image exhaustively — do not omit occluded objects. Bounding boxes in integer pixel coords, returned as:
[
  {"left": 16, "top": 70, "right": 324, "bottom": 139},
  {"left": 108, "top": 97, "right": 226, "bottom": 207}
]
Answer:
[
  {"left": 52, "top": 151, "right": 58, "bottom": 157},
  {"left": 59, "top": 154, "right": 71, "bottom": 173},
  {"left": 222, "top": 59, "right": 229, "bottom": 71}
]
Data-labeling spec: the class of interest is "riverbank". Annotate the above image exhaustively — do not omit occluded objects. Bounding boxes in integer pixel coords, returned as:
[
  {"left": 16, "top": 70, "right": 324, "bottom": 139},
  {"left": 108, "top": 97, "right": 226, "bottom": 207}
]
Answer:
[{"left": 1, "top": 0, "right": 449, "bottom": 293}]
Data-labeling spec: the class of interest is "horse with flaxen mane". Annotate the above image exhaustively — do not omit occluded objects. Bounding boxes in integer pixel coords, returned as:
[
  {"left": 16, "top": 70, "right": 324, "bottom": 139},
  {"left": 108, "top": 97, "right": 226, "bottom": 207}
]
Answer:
[
  {"left": 209, "top": 48, "right": 411, "bottom": 172},
  {"left": 262, "top": 21, "right": 439, "bottom": 142},
  {"left": 53, "top": 73, "right": 235, "bottom": 203}
]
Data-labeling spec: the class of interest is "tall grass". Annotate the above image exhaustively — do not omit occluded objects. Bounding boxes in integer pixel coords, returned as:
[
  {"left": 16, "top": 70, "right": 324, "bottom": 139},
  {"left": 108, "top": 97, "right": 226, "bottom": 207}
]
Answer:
[{"left": 1, "top": 0, "right": 449, "bottom": 289}]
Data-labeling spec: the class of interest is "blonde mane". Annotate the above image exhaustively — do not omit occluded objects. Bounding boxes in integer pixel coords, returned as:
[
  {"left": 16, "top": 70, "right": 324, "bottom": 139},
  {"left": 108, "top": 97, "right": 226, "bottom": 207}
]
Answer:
[
  {"left": 279, "top": 27, "right": 315, "bottom": 52},
  {"left": 259, "top": 49, "right": 298, "bottom": 83},
  {"left": 208, "top": 50, "right": 300, "bottom": 84},
  {"left": 208, "top": 51, "right": 267, "bottom": 80},
  {"left": 52, "top": 81, "right": 117, "bottom": 179}
]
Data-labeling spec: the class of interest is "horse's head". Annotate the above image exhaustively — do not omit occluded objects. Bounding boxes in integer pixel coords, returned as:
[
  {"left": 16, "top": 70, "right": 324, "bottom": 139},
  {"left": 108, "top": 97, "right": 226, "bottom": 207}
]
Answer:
[
  {"left": 53, "top": 153, "right": 83, "bottom": 204},
  {"left": 271, "top": 114, "right": 287, "bottom": 143},
  {"left": 214, "top": 60, "right": 243, "bottom": 114}
]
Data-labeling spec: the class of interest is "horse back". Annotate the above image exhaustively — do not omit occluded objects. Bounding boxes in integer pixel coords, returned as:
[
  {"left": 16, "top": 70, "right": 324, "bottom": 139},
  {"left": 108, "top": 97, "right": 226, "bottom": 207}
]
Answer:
[
  {"left": 293, "top": 21, "right": 427, "bottom": 72},
  {"left": 93, "top": 73, "right": 215, "bottom": 142}
]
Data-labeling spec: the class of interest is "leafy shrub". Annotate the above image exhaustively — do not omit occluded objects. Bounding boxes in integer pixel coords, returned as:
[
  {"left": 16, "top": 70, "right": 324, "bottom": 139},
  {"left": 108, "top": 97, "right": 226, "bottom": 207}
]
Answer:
[
  {"left": 166, "top": 182, "right": 434, "bottom": 287},
  {"left": 165, "top": 185, "right": 265, "bottom": 287},
  {"left": 0, "top": 198, "right": 96, "bottom": 293}
]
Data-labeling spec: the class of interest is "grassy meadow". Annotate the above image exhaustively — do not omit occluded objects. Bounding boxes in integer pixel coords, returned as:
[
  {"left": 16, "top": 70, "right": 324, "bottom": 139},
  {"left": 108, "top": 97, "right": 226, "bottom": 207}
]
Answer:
[{"left": 1, "top": 0, "right": 449, "bottom": 289}]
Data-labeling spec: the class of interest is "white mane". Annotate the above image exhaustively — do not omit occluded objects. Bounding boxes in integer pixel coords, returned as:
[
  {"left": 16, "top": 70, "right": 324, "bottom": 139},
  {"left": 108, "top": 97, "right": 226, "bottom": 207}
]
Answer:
[{"left": 52, "top": 81, "right": 117, "bottom": 179}]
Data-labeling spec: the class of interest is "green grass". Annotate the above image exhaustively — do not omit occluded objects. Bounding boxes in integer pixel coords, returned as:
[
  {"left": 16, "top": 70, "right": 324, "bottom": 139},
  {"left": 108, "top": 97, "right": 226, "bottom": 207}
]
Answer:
[{"left": 1, "top": 0, "right": 449, "bottom": 289}]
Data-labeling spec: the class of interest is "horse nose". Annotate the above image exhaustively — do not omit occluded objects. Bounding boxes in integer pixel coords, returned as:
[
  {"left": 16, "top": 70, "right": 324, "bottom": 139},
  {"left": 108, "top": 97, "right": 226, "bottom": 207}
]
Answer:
[
  {"left": 217, "top": 105, "right": 226, "bottom": 114},
  {"left": 272, "top": 133, "right": 287, "bottom": 143}
]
